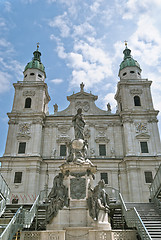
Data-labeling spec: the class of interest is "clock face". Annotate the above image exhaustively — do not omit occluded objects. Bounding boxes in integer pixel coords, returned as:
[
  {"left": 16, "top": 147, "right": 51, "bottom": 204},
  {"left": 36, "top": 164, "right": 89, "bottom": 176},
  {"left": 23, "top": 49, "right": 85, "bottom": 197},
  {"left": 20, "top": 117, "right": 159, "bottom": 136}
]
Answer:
[
  {"left": 19, "top": 123, "right": 30, "bottom": 134},
  {"left": 136, "top": 123, "right": 147, "bottom": 133}
]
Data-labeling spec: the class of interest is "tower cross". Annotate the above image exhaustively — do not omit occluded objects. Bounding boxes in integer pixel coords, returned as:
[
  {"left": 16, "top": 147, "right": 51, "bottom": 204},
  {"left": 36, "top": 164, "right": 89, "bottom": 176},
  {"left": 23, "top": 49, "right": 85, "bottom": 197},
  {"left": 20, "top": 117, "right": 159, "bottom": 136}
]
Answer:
[
  {"left": 124, "top": 40, "right": 128, "bottom": 48},
  {"left": 37, "top": 42, "right": 40, "bottom": 50}
]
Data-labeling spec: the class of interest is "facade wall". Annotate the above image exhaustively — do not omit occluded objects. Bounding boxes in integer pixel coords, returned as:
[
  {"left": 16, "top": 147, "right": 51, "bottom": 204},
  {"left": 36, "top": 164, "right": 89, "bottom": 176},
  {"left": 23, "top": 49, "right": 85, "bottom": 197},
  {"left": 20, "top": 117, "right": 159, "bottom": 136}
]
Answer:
[{"left": 1, "top": 50, "right": 161, "bottom": 205}]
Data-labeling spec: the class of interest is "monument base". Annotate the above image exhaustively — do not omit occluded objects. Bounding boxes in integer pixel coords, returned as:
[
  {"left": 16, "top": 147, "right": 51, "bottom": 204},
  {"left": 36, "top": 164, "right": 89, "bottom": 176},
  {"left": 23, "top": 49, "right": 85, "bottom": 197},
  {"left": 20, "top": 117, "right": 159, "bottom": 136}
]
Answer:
[
  {"left": 21, "top": 229, "right": 137, "bottom": 240},
  {"left": 46, "top": 205, "right": 95, "bottom": 230}
]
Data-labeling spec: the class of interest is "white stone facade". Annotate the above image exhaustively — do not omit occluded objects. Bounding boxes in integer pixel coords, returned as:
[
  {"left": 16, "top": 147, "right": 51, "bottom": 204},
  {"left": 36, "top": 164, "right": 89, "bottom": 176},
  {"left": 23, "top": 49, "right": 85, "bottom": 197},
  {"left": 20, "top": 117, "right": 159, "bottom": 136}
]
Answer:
[{"left": 1, "top": 47, "right": 161, "bottom": 204}]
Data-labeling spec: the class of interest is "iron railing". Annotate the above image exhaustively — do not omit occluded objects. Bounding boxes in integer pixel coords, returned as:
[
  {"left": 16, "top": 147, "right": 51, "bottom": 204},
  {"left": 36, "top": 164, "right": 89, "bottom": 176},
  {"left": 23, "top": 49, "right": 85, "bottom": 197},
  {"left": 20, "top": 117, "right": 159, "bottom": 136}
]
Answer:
[
  {"left": 119, "top": 193, "right": 152, "bottom": 240},
  {"left": 23, "top": 195, "right": 40, "bottom": 228},
  {"left": 150, "top": 164, "right": 161, "bottom": 200},
  {"left": 0, "top": 199, "right": 6, "bottom": 217},
  {"left": 104, "top": 186, "right": 120, "bottom": 203},
  {"left": 0, "top": 174, "right": 10, "bottom": 217},
  {"left": 0, "top": 194, "right": 41, "bottom": 239},
  {"left": 0, "top": 174, "right": 10, "bottom": 201},
  {"left": 0, "top": 207, "right": 24, "bottom": 240}
]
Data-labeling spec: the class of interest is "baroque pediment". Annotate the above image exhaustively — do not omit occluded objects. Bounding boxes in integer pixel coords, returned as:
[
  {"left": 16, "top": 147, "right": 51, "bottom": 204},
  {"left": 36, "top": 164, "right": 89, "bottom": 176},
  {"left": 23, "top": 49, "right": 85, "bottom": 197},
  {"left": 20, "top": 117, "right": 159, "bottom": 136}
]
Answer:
[{"left": 136, "top": 133, "right": 150, "bottom": 139}]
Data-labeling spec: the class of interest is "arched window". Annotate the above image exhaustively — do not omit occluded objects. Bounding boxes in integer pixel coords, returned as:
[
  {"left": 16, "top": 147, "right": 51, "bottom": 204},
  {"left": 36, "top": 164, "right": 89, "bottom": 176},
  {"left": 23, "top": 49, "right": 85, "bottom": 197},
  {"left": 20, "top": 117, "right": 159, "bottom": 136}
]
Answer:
[
  {"left": 25, "top": 97, "right": 31, "bottom": 108},
  {"left": 134, "top": 96, "right": 141, "bottom": 106}
]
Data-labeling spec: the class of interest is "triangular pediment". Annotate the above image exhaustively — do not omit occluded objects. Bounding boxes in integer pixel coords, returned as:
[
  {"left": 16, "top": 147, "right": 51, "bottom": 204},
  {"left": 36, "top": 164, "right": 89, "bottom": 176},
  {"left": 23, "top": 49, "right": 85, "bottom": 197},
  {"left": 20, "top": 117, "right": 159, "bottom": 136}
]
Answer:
[
  {"left": 52, "top": 82, "right": 113, "bottom": 116},
  {"left": 67, "top": 91, "right": 98, "bottom": 102},
  {"left": 136, "top": 133, "right": 150, "bottom": 139}
]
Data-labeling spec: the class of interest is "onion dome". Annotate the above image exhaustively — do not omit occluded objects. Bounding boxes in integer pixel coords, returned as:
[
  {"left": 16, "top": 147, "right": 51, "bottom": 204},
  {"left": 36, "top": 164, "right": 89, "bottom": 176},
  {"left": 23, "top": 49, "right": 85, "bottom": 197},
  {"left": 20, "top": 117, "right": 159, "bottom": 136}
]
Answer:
[
  {"left": 24, "top": 43, "right": 46, "bottom": 76},
  {"left": 119, "top": 44, "right": 141, "bottom": 71}
]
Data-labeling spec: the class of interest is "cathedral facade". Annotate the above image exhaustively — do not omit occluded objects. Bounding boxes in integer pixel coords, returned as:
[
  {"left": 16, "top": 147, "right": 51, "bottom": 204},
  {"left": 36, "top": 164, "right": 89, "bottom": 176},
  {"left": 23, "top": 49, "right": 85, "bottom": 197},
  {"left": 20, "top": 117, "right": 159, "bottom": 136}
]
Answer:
[{"left": 1, "top": 44, "right": 161, "bottom": 204}]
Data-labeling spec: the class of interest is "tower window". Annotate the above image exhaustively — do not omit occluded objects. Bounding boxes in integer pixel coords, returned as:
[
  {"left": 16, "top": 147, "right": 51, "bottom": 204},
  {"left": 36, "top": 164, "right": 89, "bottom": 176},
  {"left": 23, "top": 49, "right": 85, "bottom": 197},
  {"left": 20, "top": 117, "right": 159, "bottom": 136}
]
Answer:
[
  {"left": 18, "top": 142, "right": 26, "bottom": 154},
  {"left": 99, "top": 144, "right": 106, "bottom": 156},
  {"left": 60, "top": 144, "right": 66, "bottom": 156},
  {"left": 30, "top": 73, "right": 35, "bottom": 76},
  {"left": 134, "top": 95, "right": 141, "bottom": 106},
  {"left": 101, "top": 173, "right": 108, "bottom": 184},
  {"left": 123, "top": 72, "right": 127, "bottom": 76},
  {"left": 138, "top": 72, "right": 140, "bottom": 75},
  {"left": 144, "top": 171, "right": 153, "bottom": 183},
  {"left": 130, "top": 71, "right": 135, "bottom": 74},
  {"left": 14, "top": 172, "right": 22, "bottom": 183},
  {"left": 25, "top": 97, "right": 31, "bottom": 108},
  {"left": 140, "top": 142, "right": 149, "bottom": 153},
  {"left": 38, "top": 74, "right": 42, "bottom": 78}
]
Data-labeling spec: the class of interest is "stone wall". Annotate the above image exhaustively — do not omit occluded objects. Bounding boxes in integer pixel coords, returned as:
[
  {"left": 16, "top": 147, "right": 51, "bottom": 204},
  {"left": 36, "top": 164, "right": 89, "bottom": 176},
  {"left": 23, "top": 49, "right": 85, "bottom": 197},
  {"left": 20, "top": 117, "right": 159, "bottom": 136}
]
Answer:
[{"left": 21, "top": 230, "right": 137, "bottom": 240}]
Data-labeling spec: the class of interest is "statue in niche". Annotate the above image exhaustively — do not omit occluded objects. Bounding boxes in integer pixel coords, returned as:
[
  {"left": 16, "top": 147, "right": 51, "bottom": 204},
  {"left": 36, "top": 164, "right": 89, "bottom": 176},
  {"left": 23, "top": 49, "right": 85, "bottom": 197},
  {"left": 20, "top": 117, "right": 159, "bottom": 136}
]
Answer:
[
  {"left": 87, "top": 180, "right": 110, "bottom": 221},
  {"left": 47, "top": 173, "right": 69, "bottom": 222},
  {"left": 72, "top": 108, "right": 85, "bottom": 140}
]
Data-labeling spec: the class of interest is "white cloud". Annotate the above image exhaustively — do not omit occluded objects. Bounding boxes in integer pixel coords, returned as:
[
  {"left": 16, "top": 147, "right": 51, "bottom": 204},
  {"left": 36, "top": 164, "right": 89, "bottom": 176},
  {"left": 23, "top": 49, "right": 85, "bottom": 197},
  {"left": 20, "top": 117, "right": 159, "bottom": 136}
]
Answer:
[
  {"left": 90, "top": 0, "right": 103, "bottom": 13},
  {"left": 122, "top": 0, "right": 161, "bottom": 19},
  {"left": 0, "top": 71, "right": 11, "bottom": 93},
  {"left": 0, "top": 39, "right": 11, "bottom": 48},
  {"left": 48, "top": 12, "right": 70, "bottom": 37},
  {"left": 66, "top": 40, "right": 113, "bottom": 88},
  {"left": 21, "top": 0, "right": 37, "bottom": 3},
  {"left": 73, "top": 22, "right": 96, "bottom": 37},
  {"left": 4, "top": 1, "right": 12, "bottom": 12},
  {"left": 129, "top": 14, "right": 161, "bottom": 66},
  {"left": 51, "top": 78, "right": 63, "bottom": 84},
  {"left": 0, "top": 18, "right": 6, "bottom": 28},
  {"left": 47, "top": 0, "right": 56, "bottom": 3}
]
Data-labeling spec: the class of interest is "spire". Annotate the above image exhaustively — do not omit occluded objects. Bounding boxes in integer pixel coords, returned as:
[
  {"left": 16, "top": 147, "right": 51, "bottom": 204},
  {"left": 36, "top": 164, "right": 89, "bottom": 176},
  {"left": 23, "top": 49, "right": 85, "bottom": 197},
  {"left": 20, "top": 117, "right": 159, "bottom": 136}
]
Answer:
[
  {"left": 32, "top": 42, "right": 41, "bottom": 62},
  {"left": 123, "top": 41, "right": 132, "bottom": 60},
  {"left": 119, "top": 42, "right": 141, "bottom": 72},
  {"left": 24, "top": 43, "right": 46, "bottom": 75}
]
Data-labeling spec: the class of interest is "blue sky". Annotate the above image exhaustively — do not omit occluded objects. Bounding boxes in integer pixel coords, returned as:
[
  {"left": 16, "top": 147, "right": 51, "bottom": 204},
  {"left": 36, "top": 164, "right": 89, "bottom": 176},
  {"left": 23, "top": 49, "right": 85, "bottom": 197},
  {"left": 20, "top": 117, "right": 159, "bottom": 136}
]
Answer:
[{"left": 0, "top": 0, "right": 161, "bottom": 156}]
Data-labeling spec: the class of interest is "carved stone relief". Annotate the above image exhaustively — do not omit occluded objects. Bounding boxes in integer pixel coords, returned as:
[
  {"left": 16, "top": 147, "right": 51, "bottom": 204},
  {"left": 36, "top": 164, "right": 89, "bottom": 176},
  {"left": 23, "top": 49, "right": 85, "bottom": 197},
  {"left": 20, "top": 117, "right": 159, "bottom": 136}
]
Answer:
[
  {"left": 75, "top": 101, "right": 90, "bottom": 112},
  {"left": 17, "top": 123, "right": 31, "bottom": 140},
  {"left": 130, "top": 88, "right": 143, "bottom": 95},
  {"left": 8, "top": 119, "right": 18, "bottom": 125},
  {"left": 84, "top": 128, "right": 91, "bottom": 138},
  {"left": 58, "top": 125, "right": 70, "bottom": 134},
  {"left": 70, "top": 177, "right": 86, "bottom": 199},
  {"left": 23, "top": 90, "right": 35, "bottom": 96},
  {"left": 95, "top": 137, "right": 109, "bottom": 143},
  {"left": 32, "top": 119, "right": 44, "bottom": 125},
  {"left": 56, "top": 136, "right": 71, "bottom": 143}
]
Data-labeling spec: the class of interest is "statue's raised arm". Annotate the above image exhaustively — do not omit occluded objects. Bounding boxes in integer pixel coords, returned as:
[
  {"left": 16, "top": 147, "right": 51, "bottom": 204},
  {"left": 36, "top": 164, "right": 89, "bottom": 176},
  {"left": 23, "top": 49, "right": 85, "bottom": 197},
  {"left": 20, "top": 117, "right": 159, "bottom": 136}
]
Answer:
[{"left": 72, "top": 108, "right": 85, "bottom": 140}]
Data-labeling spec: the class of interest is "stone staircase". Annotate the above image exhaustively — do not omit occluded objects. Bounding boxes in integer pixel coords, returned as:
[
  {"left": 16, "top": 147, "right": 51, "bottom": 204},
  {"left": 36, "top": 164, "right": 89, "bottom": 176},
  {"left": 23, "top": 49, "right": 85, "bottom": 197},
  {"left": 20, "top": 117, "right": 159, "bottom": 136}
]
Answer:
[{"left": 126, "top": 202, "right": 161, "bottom": 240}]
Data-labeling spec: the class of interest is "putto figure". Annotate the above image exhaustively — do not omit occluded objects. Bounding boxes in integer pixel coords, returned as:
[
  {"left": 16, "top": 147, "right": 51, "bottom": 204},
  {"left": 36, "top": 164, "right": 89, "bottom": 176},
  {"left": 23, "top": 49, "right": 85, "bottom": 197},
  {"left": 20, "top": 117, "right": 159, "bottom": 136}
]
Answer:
[{"left": 72, "top": 108, "right": 85, "bottom": 140}]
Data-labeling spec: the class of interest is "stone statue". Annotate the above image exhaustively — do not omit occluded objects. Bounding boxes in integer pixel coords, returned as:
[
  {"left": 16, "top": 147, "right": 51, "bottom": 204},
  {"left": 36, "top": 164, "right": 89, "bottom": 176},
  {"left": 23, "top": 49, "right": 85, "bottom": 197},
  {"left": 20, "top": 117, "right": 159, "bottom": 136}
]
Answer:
[
  {"left": 107, "top": 103, "right": 111, "bottom": 112},
  {"left": 54, "top": 103, "right": 58, "bottom": 113},
  {"left": 72, "top": 108, "right": 85, "bottom": 140},
  {"left": 47, "top": 173, "right": 69, "bottom": 222},
  {"left": 87, "top": 180, "right": 110, "bottom": 221}
]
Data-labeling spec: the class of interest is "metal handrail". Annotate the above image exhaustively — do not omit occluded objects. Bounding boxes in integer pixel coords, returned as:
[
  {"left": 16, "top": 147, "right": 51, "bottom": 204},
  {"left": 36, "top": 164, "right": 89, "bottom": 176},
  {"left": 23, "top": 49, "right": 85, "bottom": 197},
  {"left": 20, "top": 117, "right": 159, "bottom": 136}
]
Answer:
[
  {"left": 119, "top": 193, "right": 152, "bottom": 240},
  {"left": 104, "top": 186, "right": 120, "bottom": 203},
  {"left": 0, "top": 199, "right": 6, "bottom": 217},
  {"left": 0, "top": 174, "right": 10, "bottom": 201},
  {"left": 150, "top": 164, "right": 161, "bottom": 200},
  {"left": 23, "top": 194, "right": 40, "bottom": 228},
  {"left": 0, "top": 207, "right": 24, "bottom": 240}
]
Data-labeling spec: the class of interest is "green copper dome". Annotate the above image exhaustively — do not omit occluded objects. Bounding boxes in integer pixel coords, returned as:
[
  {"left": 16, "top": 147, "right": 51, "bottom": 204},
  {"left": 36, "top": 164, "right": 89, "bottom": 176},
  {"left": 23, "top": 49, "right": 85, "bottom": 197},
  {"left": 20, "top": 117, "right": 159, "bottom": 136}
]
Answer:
[
  {"left": 24, "top": 45, "right": 46, "bottom": 74},
  {"left": 119, "top": 46, "right": 141, "bottom": 71}
]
